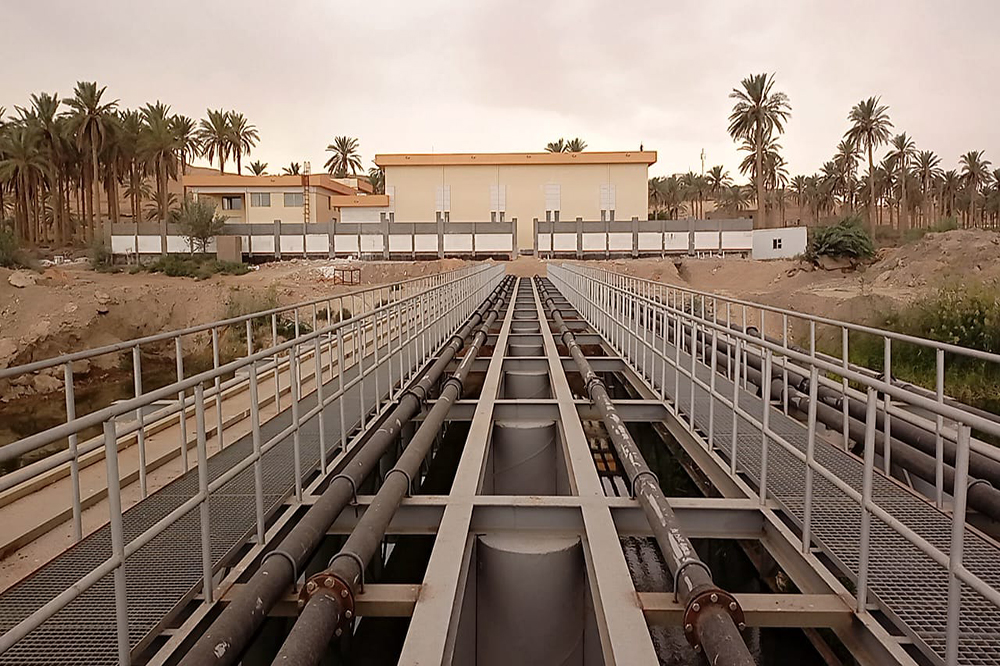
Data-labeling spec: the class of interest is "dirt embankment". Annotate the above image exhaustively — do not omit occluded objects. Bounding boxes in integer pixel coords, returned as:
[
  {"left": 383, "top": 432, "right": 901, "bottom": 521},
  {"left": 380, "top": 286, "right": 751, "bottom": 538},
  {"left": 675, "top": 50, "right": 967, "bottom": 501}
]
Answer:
[
  {"left": 0, "top": 258, "right": 473, "bottom": 403},
  {"left": 592, "top": 228, "right": 1000, "bottom": 333}
]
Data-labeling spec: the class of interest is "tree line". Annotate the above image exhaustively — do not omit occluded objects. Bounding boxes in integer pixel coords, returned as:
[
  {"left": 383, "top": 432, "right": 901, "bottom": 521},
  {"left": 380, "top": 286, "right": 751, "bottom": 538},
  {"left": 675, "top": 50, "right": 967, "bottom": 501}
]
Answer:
[{"left": 649, "top": 73, "right": 1000, "bottom": 231}]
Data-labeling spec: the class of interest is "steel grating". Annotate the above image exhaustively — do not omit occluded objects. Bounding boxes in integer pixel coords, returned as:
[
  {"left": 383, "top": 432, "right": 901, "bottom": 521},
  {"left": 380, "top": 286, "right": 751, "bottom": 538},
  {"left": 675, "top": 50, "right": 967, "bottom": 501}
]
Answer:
[
  {"left": 0, "top": 336, "right": 415, "bottom": 666},
  {"left": 547, "top": 278, "right": 1000, "bottom": 666}
]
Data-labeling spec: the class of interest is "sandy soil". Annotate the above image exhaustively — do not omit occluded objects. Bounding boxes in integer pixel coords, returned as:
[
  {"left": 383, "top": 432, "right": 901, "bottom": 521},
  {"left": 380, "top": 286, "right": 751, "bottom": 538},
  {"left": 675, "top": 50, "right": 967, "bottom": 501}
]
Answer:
[{"left": 0, "top": 258, "right": 473, "bottom": 400}]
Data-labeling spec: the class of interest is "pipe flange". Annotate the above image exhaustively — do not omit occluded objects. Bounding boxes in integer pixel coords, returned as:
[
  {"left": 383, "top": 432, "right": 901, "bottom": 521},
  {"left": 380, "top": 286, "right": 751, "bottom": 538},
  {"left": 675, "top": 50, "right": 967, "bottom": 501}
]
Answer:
[
  {"left": 384, "top": 468, "right": 413, "bottom": 496},
  {"left": 682, "top": 587, "right": 746, "bottom": 652},
  {"left": 442, "top": 376, "right": 465, "bottom": 397},
  {"left": 298, "top": 572, "right": 355, "bottom": 628},
  {"left": 630, "top": 470, "right": 659, "bottom": 498},
  {"left": 403, "top": 383, "right": 428, "bottom": 405}
]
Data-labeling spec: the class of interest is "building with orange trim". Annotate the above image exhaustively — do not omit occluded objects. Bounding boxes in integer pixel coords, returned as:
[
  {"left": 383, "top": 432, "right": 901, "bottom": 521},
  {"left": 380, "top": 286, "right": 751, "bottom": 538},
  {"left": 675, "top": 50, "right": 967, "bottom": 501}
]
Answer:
[{"left": 374, "top": 151, "right": 657, "bottom": 251}]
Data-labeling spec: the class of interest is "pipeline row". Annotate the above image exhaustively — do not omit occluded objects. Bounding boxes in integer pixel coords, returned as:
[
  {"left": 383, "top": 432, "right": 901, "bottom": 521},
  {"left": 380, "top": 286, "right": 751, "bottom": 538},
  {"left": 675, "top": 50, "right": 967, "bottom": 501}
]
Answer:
[
  {"left": 535, "top": 277, "right": 755, "bottom": 666},
  {"left": 651, "top": 305, "right": 1000, "bottom": 521},
  {"left": 179, "top": 276, "right": 514, "bottom": 666}
]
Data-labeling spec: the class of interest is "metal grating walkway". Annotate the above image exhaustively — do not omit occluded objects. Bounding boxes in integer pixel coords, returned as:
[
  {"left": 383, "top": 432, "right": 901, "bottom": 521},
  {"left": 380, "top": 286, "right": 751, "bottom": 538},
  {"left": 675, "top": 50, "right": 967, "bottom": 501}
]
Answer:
[
  {"left": 552, "top": 282, "right": 1000, "bottom": 666},
  {"left": 0, "top": 344, "right": 399, "bottom": 666}
]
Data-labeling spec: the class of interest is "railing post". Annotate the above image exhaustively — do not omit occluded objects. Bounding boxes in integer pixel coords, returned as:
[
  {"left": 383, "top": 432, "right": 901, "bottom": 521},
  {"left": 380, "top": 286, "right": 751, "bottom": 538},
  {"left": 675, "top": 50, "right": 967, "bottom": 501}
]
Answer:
[
  {"left": 337, "top": 327, "right": 348, "bottom": 451},
  {"left": 194, "top": 384, "right": 213, "bottom": 603},
  {"left": 289, "top": 342, "right": 303, "bottom": 502},
  {"left": 730, "top": 338, "right": 741, "bottom": 476},
  {"left": 103, "top": 420, "right": 130, "bottom": 666},
  {"left": 64, "top": 363, "right": 82, "bottom": 542},
  {"left": 249, "top": 361, "right": 266, "bottom": 545},
  {"left": 945, "top": 424, "right": 971, "bottom": 666},
  {"left": 271, "top": 314, "right": 281, "bottom": 412},
  {"left": 211, "top": 327, "right": 224, "bottom": 449},
  {"left": 175, "top": 337, "right": 189, "bottom": 472},
  {"left": 314, "top": 336, "right": 327, "bottom": 474},
  {"left": 802, "top": 365, "right": 819, "bottom": 553},
  {"left": 935, "top": 348, "right": 945, "bottom": 509},
  {"left": 132, "top": 346, "right": 147, "bottom": 498},
  {"left": 759, "top": 349, "right": 772, "bottom": 505},
  {"left": 857, "top": 388, "right": 878, "bottom": 614},
  {"left": 883, "top": 337, "right": 893, "bottom": 475}
]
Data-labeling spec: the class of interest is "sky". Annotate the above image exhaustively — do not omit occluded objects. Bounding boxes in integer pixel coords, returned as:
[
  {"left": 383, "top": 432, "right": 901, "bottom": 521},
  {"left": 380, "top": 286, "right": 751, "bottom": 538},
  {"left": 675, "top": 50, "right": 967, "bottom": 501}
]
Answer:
[{"left": 4, "top": 0, "right": 999, "bottom": 181}]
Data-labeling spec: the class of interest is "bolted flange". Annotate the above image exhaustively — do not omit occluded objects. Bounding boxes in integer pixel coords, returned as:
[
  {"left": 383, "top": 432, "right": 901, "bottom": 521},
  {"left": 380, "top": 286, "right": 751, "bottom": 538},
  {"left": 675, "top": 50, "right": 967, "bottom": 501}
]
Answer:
[
  {"left": 681, "top": 587, "right": 745, "bottom": 651},
  {"left": 297, "top": 572, "right": 355, "bottom": 634}
]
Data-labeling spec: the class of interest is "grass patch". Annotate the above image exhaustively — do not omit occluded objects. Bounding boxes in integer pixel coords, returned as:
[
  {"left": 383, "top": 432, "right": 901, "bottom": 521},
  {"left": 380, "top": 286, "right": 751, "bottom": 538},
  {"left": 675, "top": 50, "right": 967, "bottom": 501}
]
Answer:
[
  {"left": 0, "top": 226, "right": 39, "bottom": 270},
  {"left": 901, "top": 217, "right": 959, "bottom": 244},
  {"left": 805, "top": 214, "right": 875, "bottom": 262},
  {"left": 827, "top": 282, "right": 1000, "bottom": 416},
  {"left": 141, "top": 255, "right": 251, "bottom": 279}
]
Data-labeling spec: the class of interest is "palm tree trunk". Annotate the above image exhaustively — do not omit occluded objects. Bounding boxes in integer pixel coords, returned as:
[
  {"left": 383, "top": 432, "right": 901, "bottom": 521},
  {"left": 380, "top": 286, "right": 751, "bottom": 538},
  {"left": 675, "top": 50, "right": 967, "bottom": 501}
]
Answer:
[
  {"left": 159, "top": 164, "right": 168, "bottom": 255},
  {"left": 867, "top": 146, "right": 876, "bottom": 234},
  {"left": 91, "top": 127, "right": 101, "bottom": 245},
  {"left": 755, "top": 126, "right": 765, "bottom": 228},
  {"left": 900, "top": 168, "right": 908, "bottom": 230}
]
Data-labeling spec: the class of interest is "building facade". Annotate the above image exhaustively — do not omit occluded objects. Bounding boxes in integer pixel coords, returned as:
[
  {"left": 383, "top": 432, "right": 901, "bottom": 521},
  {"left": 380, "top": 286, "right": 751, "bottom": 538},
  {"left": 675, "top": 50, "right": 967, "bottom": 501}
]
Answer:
[{"left": 374, "top": 151, "right": 657, "bottom": 251}]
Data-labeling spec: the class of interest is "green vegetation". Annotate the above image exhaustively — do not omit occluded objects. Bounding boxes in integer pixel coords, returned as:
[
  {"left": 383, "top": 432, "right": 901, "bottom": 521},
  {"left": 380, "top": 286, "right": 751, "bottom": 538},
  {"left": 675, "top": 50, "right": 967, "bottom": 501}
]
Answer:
[
  {"left": 0, "top": 225, "right": 30, "bottom": 268},
  {"left": 902, "top": 216, "right": 958, "bottom": 243},
  {"left": 172, "top": 196, "right": 226, "bottom": 253},
  {"left": 88, "top": 240, "right": 115, "bottom": 271},
  {"left": 838, "top": 283, "right": 1000, "bottom": 414},
  {"left": 805, "top": 215, "right": 875, "bottom": 261},
  {"left": 140, "top": 255, "right": 250, "bottom": 279}
]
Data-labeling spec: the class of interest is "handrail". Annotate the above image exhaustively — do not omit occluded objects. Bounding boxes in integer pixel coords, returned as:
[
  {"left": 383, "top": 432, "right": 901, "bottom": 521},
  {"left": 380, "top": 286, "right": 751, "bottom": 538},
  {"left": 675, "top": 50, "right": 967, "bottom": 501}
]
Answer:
[
  {"left": 0, "top": 265, "right": 476, "bottom": 379},
  {"left": 0, "top": 265, "right": 496, "bottom": 465}
]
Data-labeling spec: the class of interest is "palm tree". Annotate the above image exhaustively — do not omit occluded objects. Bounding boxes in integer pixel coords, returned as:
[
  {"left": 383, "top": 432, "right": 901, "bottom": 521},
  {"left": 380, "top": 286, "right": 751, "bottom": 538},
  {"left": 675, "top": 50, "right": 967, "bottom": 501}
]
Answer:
[
  {"left": 844, "top": 97, "right": 893, "bottom": 231},
  {"left": 139, "top": 103, "right": 180, "bottom": 254},
  {"left": 790, "top": 174, "right": 810, "bottom": 223},
  {"left": 717, "top": 184, "right": 751, "bottom": 214},
  {"left": 940, "top": 169, "right": 961, "bottom": 219},
  {"left": 247, "top": 160, "right": 268, "bottom": 176},
  {"left": 545, "top": 139, "right": 567, "bottom": 153},
  {"left": 959, "top": 150, "right": 992, "bottom": 227},
  {"left": 24, "top": 92, "right": 71, "bottom": 243},
  {"left": 706, "top": 165, "right": 731, "bottom": 200},
  {"left": 0, "top": 125, "right": 50, "bottom": 243},
  {"left": 886, "top": 133, "right": 917, "bottom": 229},
  {"left": 282, "top": 162, "right": 301, "bottom": 175},
  {"left": 728, "top": 73, "right": 791, "bottom": 228},
  {"left": 65, "top": 81, "right": 117, "bottom": 241},
  {"left": 367, "top": 165, "right": 385, "bottom": 194},
  {"left": 913, "top": 150, "right": 942, "bottom": 226},
  {"left": 833, "top": 139, "right": 859, "bottom": 211},
  {"left": 565, "top": 138, "right": 586, "bottom": 152},
  {"left": 324, "top": 136, "right": 362, "bottom": 177},
  {"left": 226, "top": 111, "right": 258, "bottom": 175},
  {"left": 196, "top": 109, "right": 231, "bottom": 173},
  {"left": 170, "top": 115, "right": 200, "bottom": 176}
]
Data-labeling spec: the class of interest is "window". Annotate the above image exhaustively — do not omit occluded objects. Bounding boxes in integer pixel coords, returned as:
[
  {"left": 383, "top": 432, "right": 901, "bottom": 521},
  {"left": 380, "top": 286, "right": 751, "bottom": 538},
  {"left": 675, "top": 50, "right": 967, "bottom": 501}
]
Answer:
[
  {"left": 284, "top": 192, "right": 304, "bottom": 207},
  {"left": 250, "top": 192, "right": 271, "bottom": 207},
  {"left": 772, "top": 237, "right": 783, "bottom": 250},
  {"left": 222, "top": 196, "right": 243, "bottom": 211}
]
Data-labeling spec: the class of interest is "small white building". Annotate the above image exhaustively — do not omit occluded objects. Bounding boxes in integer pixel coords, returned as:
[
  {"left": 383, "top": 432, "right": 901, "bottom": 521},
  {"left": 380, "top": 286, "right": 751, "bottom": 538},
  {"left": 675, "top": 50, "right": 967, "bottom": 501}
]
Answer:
[{"left": 751, "top": 227, "right": 807, "bottom": 260}]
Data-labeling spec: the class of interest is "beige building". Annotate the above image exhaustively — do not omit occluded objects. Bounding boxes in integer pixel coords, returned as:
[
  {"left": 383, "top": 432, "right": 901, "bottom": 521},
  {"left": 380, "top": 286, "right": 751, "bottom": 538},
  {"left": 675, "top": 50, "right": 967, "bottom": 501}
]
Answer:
[
  {"left": 374, "top": 151, "right": 657, "bottom": 251},
  {"left": 183, "top": 173, "right": 377, "bottom": 226}
]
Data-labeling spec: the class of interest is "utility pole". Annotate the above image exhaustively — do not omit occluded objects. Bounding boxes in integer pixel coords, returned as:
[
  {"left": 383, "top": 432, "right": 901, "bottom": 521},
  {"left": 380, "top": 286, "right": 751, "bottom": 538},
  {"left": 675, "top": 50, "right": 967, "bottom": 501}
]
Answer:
[{"left": 700, "top": 148, "right": 705, "bottom": 175}]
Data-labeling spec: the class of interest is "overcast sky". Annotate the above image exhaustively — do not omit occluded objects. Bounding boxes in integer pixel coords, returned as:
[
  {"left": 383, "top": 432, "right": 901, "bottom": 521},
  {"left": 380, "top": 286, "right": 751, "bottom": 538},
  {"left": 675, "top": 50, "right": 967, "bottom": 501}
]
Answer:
[{"left": 4, "top": 0, "right": 998, "bottom": 180}]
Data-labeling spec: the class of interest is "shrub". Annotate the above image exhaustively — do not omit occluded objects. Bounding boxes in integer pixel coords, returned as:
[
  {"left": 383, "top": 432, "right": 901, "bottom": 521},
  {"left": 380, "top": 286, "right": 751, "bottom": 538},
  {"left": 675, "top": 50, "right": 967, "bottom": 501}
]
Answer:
[
  {"left": 89, "top": 241, "right": 116, "bottom": 272},
  {"left": 806, "top": 215, "right": 875, "bottom": 262},
  {"left": 902, "top": 217, "right": 959, "bottom": 244},
  {"left": 143, "top": 255, "right": 250, "bottom": 279},
  {"left": 844, "top": 282, "right": 1000, "bottom": 415},
  {"left": 0, "top": 226, "right": 21, "bottom": 268},
  {"left": 171, "top": 196, "right": 227, "bottom": 253}
]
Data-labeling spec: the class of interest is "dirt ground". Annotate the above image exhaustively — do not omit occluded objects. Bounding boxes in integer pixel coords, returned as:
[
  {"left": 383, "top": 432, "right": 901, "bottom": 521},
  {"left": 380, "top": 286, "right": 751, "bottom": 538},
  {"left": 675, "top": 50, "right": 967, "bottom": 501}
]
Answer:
[
  {"left": 0, "top": 258, "right": 473, "bottom": 403},
  {"left": 2, "top": 228, "right": 998, "bottom": 399}
]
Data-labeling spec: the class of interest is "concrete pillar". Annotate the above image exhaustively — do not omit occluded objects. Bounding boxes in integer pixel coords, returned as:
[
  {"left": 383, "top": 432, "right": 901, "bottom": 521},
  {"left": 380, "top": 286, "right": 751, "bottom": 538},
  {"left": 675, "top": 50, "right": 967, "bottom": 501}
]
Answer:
[
  {"left": 631, "top": 216, "right": 639, "bottom": 258},
  {"left": 575, "top": 216, "right": 583, "bottom": 259},
  {"left": 273, "top": 220, "right": 281, "bottom": 260}
]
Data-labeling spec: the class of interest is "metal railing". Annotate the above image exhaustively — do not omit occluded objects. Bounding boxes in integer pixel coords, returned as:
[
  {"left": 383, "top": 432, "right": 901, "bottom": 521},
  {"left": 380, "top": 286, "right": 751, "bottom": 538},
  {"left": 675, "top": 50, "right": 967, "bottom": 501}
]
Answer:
[
  {"left": 0, "top": 266, "right": 487, "bottom": 542},
  {"left": 0, "top": 262, "right": 504, "bottom": 663},
  {"left": 549, "top": 262, "right": 1000, "bottom": 666}
]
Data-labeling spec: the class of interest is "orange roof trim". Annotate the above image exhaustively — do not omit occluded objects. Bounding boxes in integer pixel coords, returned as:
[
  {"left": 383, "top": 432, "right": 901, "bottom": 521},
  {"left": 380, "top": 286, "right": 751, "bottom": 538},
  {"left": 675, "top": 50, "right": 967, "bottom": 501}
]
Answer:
[
  {"left": 182, "top": 173, "right": 362, "bottom": 195},
  {"left": 374, "top": 150, "right": 657, "bottom": 167},
  {"left": 330, "top": 194, "right": 390, "bottom": 208}
]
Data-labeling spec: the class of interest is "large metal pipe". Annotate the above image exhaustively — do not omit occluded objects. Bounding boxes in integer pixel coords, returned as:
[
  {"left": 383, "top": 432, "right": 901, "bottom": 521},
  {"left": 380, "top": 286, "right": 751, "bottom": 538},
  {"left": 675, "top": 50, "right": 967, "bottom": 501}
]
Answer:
[
  {"left": 536, "top": 278, "right": 754, "bottom": 666},
  {"left": 667, "top": 320, "right": 1000, "bottom": 520},
  {"left": 265, "top": 279, "right": 513, "bottom": 666},
  {"left": 178, "top": 277, "right": 512, "bottom": 666}
]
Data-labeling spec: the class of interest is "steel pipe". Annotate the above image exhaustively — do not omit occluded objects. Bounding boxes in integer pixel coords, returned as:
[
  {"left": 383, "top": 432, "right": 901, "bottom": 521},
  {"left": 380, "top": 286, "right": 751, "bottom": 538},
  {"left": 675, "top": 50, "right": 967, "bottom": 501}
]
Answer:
[
  {"left": 267, "top": 278, "right": 513, "bottom": 665},
  {"left": 177, "top": 277, "right": 510, "bottom": 666},
  {"left": 535, "top": 277, "right": 754, "bottom": 666}
]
